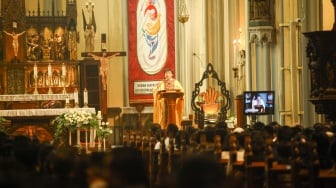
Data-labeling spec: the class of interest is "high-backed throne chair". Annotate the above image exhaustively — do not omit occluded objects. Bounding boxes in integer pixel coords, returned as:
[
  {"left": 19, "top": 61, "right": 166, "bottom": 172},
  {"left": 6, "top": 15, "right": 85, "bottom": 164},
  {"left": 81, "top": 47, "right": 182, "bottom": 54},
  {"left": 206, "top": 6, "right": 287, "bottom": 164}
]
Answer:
[{"left": 191, "top": 63, "right": 231, "bottom": 128}]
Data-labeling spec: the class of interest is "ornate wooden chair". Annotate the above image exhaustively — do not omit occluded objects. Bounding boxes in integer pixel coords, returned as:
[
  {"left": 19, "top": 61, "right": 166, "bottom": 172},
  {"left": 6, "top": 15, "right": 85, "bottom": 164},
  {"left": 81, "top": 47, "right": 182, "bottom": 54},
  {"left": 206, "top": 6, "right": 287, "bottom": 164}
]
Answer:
[{"left": 191, "top": 63, "right": 230, "bottom": 128}]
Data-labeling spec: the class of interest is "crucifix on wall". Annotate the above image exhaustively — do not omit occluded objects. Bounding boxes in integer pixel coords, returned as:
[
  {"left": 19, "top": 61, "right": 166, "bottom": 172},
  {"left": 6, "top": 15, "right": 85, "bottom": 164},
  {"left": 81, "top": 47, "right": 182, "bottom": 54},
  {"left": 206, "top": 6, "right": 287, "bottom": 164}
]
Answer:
[{"left": 82, "top": 33, "right": 126, "bottom": 90}]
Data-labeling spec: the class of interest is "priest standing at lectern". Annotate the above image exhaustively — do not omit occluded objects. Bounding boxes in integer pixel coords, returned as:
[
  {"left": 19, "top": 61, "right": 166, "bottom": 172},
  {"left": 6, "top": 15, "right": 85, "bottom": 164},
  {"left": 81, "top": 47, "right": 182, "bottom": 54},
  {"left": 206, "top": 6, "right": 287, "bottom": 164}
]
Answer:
[{"left": 153, "top": 69, "right": 184, "bottom": 130}]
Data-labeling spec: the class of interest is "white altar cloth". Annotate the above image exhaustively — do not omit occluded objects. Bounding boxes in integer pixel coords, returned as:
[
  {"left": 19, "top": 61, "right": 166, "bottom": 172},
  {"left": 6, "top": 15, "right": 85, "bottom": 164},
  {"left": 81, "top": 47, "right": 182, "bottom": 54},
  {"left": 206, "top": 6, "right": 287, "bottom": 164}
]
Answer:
[
  {"left": 0, "top": 108, "right": 96, "bottom": 117},
  {"left": 0, "top": 94, "right": 75, "bottom": 102}
]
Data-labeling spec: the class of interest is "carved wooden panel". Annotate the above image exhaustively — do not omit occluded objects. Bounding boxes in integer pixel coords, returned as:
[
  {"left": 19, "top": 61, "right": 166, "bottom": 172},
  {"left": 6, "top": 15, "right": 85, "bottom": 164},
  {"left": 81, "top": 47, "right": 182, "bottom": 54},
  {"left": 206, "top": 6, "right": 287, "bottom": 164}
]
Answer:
[
  {"left": 7, "top": 66, "right": 25, "bottom": 94},
  {"left": 304, "top": 31, "right": 336, "bottom": 121}
]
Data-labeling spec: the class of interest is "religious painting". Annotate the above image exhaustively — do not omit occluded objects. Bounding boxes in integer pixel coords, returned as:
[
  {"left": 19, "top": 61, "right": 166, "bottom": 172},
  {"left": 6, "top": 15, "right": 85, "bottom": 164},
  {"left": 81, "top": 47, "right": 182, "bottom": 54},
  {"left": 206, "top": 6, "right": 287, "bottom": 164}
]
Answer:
[
  {"left": 137, "top": 0, "right": 167, "bottom": 75},
  {"left": 128, "top": 0, "right": 175, "bottom": 102}
]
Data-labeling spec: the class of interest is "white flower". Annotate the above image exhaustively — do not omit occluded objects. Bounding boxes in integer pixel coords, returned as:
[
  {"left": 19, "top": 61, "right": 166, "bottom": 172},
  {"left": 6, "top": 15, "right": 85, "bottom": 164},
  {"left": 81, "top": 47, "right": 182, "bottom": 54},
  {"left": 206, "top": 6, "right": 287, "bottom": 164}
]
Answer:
[{"left": 63, "top": 110, "right": 96, "bottom": 127}]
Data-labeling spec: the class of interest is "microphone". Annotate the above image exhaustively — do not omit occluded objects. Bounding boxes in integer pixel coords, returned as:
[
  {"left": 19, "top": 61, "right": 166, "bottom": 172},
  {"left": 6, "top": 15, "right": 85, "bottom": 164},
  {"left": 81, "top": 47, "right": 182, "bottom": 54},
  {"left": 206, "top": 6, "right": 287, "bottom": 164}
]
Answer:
[{"left": 192, "top": 52, "right": 206, "bottom": 67}]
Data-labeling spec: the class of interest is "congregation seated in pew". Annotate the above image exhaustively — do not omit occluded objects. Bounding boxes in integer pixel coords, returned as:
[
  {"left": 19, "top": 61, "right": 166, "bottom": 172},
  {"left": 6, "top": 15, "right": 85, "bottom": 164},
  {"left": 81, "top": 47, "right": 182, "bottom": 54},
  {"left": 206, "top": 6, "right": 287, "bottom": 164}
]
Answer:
[{"left": 1, "top": 121, "right": 336, "bottom": 188}]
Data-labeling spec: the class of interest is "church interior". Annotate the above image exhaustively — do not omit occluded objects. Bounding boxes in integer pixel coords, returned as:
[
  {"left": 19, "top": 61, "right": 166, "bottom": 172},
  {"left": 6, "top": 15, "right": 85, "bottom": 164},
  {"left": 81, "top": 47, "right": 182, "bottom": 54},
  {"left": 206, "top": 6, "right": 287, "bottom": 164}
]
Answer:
[{"left": 1, "top": 0, "right": 336, "bottom": 187}]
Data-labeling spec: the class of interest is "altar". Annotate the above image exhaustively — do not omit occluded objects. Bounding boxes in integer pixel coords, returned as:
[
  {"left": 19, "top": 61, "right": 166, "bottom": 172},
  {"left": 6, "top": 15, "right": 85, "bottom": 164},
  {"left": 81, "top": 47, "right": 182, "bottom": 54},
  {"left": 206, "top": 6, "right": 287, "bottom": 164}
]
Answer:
[
  {"left": 0, "top": 108, "right": 95, "bottom": 118},
  {"left": 0, "top": 94, "right": 96, "bottom": 142},
  {"left": 0, "top": 93, "right": 75, "bottom": 109}
]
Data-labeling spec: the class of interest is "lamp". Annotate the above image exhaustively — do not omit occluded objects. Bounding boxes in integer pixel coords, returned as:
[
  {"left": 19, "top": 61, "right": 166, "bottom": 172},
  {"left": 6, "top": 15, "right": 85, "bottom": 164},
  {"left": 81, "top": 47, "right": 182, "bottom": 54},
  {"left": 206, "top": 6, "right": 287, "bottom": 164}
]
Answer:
[{"left": 178, "top": 0, "right": 189, "bottom": 23}]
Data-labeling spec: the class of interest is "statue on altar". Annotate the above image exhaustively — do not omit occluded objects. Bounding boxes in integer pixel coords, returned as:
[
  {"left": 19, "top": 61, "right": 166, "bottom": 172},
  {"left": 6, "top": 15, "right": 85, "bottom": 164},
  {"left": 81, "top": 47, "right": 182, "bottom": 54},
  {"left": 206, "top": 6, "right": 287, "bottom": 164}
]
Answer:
[
  {"left": 82, "top": 0, "right": 96, "bottom": 52},
  {"left": 67, "top": 19, "right": 78, "bottom": 61},
  {"left": 153, "top": 69, "right": 184, "bottom": 130}
]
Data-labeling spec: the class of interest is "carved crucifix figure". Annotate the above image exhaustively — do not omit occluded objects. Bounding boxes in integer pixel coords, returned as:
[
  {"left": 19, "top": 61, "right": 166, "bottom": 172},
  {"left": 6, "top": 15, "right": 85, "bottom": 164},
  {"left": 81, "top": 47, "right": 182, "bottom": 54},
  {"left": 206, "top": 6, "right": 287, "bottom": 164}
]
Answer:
[
  {"left": 4, "top": 30, "right": 26, "bottom": 57},
  {"left": 82, "top": 51, "right": 126, "bottom": 91}
]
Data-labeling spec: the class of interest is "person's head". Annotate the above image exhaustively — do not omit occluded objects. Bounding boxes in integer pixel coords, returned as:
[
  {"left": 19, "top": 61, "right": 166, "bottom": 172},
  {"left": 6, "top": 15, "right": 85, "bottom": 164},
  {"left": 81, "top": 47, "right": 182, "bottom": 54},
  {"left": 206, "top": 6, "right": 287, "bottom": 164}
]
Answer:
[
  {"left": 176, "top": 154, "right": 225, "bottom": 188},
  {"left": 164, "top": 69, "right": 173, "bottom": 80},
  {"left": 255, "top": 94, "right": 261, "bottom": 100},
  {"left": 145, "top": 5, "right": 158, "bottom": 20},
  {"left": 102, "top": 51, "right": 107, "bottom": 57}
]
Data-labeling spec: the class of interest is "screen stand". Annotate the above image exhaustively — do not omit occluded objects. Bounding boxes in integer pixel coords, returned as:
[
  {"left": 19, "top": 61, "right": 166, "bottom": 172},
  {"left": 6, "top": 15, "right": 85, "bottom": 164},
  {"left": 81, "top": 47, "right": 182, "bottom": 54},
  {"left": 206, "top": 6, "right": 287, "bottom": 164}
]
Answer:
[{"left": 250, "top": 115, "right": 257, "bottom": 125}]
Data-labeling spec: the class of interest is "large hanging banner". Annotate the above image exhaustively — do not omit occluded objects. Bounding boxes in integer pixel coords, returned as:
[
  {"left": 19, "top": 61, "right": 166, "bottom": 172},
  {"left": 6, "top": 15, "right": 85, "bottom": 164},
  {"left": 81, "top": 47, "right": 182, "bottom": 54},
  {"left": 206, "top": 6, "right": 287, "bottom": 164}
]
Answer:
[{"left": 128, "top": 0, "right": 175, "bottom": 103}]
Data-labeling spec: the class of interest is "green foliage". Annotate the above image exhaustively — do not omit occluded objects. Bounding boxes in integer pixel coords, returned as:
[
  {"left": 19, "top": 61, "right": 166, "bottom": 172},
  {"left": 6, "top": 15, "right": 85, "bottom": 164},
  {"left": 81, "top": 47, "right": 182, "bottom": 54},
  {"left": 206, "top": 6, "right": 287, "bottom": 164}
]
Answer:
[
  {"left": 96, "top": 126, "right": 112, "bottom": 140},
  {"left": 0, "top": 116, "right": 7, "bottom": 133}
]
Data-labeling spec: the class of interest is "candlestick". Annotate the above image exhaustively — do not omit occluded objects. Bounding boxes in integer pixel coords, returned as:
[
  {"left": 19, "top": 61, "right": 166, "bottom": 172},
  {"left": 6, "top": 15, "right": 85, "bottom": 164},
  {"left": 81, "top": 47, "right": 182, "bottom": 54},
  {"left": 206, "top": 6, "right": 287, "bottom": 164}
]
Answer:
[
  {"left": 77, "top": 128, "right": 80, "bottom": 146},
  {"left": 48, "top": 63, "right": 52, "bottom": 76},
  {"left": 69, "top": 130, "right": 72, "bottom": 146},
  {"left": 33, "top": 73, "right": 38, "bottom": 95},
  {"left": 33, "top": 64, "right": 37, "bottom": 77},
  {"left": 62, "top": 63, "right": 66, "bottom": 77},
  {"left": 47, "top": 69, "right": 53, "bottom": 94},
  {"left": 74, "top": 88, "right": 79, "bottom": 107},
  {"left": 65, "top": 95, "right": 70, "bottom": 108},
  {"left": 83, "top": 88, "right": 88, "bottom": 107},
  {"left": 97, "top": 110, "right": 102, "bottom": 119},
  {"left": 103, "top": 138, "right": 106, "bottom": 151},
  {"left": 85, "top": 129, "right": 88, "bottom": 152}
]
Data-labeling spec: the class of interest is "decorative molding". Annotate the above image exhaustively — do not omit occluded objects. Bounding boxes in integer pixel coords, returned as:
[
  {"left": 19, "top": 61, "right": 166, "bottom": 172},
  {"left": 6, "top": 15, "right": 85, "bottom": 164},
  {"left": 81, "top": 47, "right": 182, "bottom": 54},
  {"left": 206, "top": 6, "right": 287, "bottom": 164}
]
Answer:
[{"left": 248, "top": 26, "right": 273, "bottom": 45}]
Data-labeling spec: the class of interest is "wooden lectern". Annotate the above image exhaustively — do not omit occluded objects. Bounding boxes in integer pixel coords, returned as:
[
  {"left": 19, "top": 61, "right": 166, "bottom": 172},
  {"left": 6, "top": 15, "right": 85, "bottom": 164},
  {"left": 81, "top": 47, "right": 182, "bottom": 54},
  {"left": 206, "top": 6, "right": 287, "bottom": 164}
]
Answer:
[{"left": 158, "top": 90, "right": 184, "bottom": 129}]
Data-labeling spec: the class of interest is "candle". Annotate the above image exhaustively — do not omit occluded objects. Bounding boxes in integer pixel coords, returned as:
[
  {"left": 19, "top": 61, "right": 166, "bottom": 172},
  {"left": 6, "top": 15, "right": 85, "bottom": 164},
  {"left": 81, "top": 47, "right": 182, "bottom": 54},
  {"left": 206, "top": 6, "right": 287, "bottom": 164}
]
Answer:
[
  {"left": 74, "top": 89, "right": 79, "bottom": 104},
  {"left": 77, "top": 128, "right": 80, "bottom": 146},
  {"left": 84, "top": 88, "right": 88, "bottom": 105},
  {"left": 65, "top": 96, "right": 69, "bottom": 104},
  {"left": 97, "top": 110, "right": 102, "bottom": 118},
  {"left": 62, "top": 64, "right": 66, "bottom": 76},
  {"left": 48, "top": 64, "right": 52, "bottom": 76},
  {"left": 33, "top": 64, "right": 37, "bottom": 77},
  {"left": 233, "top": 40, "right": 237, "bottom": 67}
]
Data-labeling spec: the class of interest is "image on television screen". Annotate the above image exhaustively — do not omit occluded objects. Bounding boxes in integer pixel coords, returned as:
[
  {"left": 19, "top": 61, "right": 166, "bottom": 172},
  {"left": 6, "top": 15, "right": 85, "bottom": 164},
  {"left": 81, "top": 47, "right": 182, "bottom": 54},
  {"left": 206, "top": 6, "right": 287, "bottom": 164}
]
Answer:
[{"left": 243, "top": 91, "right": 275, "bottom": 115}]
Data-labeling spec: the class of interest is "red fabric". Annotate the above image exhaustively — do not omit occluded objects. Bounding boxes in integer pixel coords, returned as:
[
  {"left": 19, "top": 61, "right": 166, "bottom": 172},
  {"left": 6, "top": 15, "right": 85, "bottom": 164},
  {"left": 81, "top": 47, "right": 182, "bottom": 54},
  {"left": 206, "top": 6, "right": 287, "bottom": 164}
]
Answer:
[{"left": 128, "top": 0, "right": 175, "bottom": 102}]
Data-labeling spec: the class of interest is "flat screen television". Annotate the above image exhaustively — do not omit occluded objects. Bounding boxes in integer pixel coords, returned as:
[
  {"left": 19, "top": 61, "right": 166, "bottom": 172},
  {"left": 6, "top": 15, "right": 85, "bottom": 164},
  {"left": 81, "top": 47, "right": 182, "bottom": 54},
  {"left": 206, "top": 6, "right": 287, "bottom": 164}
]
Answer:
[{"left": 243, "top": 91, "right": 275, "bottom": 115}]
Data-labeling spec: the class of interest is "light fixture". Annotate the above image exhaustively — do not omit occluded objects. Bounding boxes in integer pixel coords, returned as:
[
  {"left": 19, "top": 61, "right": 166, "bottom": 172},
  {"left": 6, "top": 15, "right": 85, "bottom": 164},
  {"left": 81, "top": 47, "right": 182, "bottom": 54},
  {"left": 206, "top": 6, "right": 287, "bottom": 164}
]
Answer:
[{"left": 178, "top": 0, "right": 189, "bottom": 23}]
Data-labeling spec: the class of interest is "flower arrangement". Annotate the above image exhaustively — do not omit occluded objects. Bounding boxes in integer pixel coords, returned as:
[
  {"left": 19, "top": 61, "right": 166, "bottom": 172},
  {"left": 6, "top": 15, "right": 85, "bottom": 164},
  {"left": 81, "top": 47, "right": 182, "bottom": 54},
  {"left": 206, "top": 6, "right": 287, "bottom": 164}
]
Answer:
[
  {"left": 52, "top": 110, "right": 99, "bottom": 141},
  {"left": 97, "top": 126, "right": 113, "bottom": 140}
]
